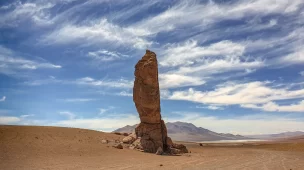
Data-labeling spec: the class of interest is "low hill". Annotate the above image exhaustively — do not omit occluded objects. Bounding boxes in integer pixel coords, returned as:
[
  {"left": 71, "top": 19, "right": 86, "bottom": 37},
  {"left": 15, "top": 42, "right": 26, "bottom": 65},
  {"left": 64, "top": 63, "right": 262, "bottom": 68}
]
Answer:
[{"left": 114, "top": 121, "right": 248, "bottom": 141}]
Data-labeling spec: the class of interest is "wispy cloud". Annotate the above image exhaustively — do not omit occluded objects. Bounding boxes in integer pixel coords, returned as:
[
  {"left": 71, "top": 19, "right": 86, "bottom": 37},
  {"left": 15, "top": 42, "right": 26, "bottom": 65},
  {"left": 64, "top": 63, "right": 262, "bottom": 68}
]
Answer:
[
  {"left": 20, "top": 114, "right": 34, "bottom": 118},
  {"left": 87, "top": 50, "right": 130, "bottom": 62},
  {"left": 159, "top": 73, "right": 205, "bottom": 89},
  {"left": 0, "top": 45, "right": 61, "bottom": 76},
  {"left": 160, "top": 40, "right": 246, "bottom": 67},
  {"left": 300, "top": 71, "right": 304, "bottom": 76},
  {"left": 196, "top": 105, "right": 224, "bottom": 110},
  {"left": 241, "top": 100, "right": 304, "bottom": 112},
  {"left": 0, "top": 116, "right": 21, "bottom": 124},
  {"left": 59, "top": 98, "right": 96, "bottom": 102},
  {"left": 59, "top": 111, "right": 76, "bottom": 120},
  {"left": 24, "top": 76, "right": 133, "bottom": 89},
  {"left": 157, "top": 40, "right": 263, "bottom": 89},
  {"left": 41, "top": 18, "right": 152, "bottom": 49},
  {"left": 167, "top": 81, "right": 304, "bottom": 106},
  {"left": 0, "top": 1, "right": 55, "bottom": 27},
  {"left": 75, "top": 77, "right": 133, "bottom": 89},
  {"left": 0, "top": 96, "right": 6, "bottom": 102},
  {"left": 115, "top": 91, "right": 133, "bottom": 97},
  {"left": 131, "top": 0, "right": 303, "bottom": 37},
  {"left": 99, "top": 106, "right": 115, "bottom": 115}
]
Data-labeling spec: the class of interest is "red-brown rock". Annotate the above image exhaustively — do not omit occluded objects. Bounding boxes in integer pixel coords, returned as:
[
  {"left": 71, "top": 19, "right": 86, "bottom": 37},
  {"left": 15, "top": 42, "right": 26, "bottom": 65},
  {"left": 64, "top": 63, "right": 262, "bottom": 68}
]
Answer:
[{"left": 133, "top": 50, "right": 168, "bottom": 153}]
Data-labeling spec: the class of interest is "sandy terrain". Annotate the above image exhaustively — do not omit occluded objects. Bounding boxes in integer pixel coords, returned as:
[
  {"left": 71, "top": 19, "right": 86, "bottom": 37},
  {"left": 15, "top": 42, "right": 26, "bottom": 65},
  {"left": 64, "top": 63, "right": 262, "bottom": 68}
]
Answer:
[{"left": 1, "top": 125, "right": 304, "bottom": 170}]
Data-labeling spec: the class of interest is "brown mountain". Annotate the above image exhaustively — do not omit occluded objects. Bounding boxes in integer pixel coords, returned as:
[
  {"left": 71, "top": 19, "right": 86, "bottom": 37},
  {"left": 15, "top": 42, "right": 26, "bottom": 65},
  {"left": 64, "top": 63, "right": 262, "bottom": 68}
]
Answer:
[{"left": 113, "top": 121, "right": 248, "bottom": 141}]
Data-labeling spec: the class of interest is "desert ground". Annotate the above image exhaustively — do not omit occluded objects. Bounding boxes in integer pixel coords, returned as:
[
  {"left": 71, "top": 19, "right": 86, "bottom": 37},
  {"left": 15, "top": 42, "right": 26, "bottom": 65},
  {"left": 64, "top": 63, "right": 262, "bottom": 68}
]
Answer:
[{"left": 1, "top": 125, "right": 304, "bottom": 170}]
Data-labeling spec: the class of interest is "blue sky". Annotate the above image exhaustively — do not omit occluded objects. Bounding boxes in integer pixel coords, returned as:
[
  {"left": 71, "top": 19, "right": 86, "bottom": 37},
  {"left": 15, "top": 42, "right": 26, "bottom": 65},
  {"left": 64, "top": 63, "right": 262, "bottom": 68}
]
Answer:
[{"left": 0, "top": 0, "right": 303, "bottom": 135}]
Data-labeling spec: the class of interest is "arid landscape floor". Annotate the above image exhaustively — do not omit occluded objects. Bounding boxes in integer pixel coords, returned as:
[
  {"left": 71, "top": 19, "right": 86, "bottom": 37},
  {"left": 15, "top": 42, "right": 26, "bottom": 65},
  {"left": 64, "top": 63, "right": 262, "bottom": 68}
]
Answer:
[{"left": 1, "top": 126, "right": 304, "bottom": 170}]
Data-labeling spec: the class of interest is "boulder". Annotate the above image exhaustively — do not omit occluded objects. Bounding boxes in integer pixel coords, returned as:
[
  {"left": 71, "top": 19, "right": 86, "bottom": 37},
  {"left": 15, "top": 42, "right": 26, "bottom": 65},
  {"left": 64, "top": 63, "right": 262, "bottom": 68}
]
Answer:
[
  {"left": 101, "top": 139, "right": 108, "bottom": 144},
  {"left": 113, "top": 143, "right": 123, "bottom": 149},
  {"left": 170, "top": 148, "right": 181, "bottom": 154},
  {"left": 155, "top": 147, "right": 163, "bottom": 155},
  {"left": 122, "top": 133, "right": 136, "bottom": 144},
  {"left": 172, "top": 143, "right": 188, "bottom": 153}
]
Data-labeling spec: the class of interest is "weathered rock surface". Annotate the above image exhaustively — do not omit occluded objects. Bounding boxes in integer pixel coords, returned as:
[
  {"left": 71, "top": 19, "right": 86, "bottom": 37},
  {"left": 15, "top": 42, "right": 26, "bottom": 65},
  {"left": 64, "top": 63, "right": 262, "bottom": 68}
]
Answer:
[
  {"left": 155, "top": 147, "right": 163, "bottom": 155},
  {"left": 166, "top": 137, "right": 173, "bottom": 147},
  {"left": 131, "top": 50, "right": 188, "bottom": 154},
  {"left": 133, "top": 50, "right": 168, "bottom": 153},
  {"left": 172, "top": 143, "right": 188, "bottom": 153},
  {"left": 122, "top": 133, "right": 136, "bottom": 144},
  {"left": 113, "top": 143, "right": 123, "bottom": 149},
  {"left": 101, "top": 139, "right": 108, "bottom": 144}
]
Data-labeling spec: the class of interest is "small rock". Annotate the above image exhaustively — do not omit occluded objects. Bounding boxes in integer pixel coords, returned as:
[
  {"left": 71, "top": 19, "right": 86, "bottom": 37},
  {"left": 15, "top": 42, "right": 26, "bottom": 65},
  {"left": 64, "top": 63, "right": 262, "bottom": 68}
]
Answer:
[
  {"left": 101, "top": 139, "right": 108, "bottom": 144},
  {"left": 114, "top": 132, "right": 121, "bottom": 135},
  {"left": 170, "top": 148, "right": 181, "bottom": 154},
  {"left": 155, "top": 147, "right": 163, "bottom": 155},
  {"left": 113, "top": 143, "right": 123, "bottom": 149},
  {"left": 172, "top": 143, "right": 188, "bottom": 153},
  {"left": 199, "top": 143, "right": 203, "bottom": 146},
  {"left": 160, "top": 164, "right": 163, "bottom": 166},
  {"left": 129, "top": 145, "right": 135, "bottom": 150},
  {"left": 122, "top": 133, "right": 136, "bottom": 144}
]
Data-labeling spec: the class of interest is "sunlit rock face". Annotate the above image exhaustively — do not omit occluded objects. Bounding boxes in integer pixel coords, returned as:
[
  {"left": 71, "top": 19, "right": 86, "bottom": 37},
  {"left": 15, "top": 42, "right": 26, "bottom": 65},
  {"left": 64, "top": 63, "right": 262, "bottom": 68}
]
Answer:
[{"left": 133, "top": 50, "right": 168, "bottom": 153}]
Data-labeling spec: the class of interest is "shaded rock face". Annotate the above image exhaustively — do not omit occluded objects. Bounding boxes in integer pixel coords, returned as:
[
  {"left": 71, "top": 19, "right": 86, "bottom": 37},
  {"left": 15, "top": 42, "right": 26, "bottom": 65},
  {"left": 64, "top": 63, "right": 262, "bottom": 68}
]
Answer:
[{"left": 133, "top": 50, "right": 168, "bottom": 153}]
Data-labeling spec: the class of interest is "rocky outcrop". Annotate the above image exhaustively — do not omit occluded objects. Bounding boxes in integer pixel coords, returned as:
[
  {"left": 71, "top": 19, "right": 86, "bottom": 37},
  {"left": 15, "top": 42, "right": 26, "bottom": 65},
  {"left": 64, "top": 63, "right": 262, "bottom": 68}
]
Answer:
[
  {"left": 130, "top": 50, "right": 188, "bottom": 155},
  {"left": 133, "top": 50, "right": 168, "bottom": 153}
]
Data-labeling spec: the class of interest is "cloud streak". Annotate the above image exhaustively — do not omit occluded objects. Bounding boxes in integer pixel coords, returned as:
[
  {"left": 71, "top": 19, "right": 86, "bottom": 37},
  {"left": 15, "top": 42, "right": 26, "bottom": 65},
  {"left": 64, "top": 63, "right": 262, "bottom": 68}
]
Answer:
[
  {"left": 0, "top": 96, "right": 6, "bottom": 102},
  {"left": 167, "top": 81, "right": 304, "bottom": 109}
]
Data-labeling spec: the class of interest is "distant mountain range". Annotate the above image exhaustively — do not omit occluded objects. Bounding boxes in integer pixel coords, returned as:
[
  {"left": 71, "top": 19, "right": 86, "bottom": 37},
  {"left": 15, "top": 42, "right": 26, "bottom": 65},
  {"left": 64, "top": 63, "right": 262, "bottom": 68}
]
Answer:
[
  {"left": 114, "top": 121, "right": 304, "bottom": 142},
  {"left": 113, "top": 121, "right": 249, "bottom": 141},
  {"left": 245, "top": 131, "right": 304, "bottom": 139}
]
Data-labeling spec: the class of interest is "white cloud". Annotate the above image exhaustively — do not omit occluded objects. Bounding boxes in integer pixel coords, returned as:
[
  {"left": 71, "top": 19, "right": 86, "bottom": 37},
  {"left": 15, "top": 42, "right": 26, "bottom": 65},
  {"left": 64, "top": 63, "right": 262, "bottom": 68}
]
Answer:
[
  {"left": 167, "top": 112, "right": 304, "bottom": 135},
  {"left": 116, "top": 91, "right": 133, "bottom": 97},
  {"left": 159, "top": 73, "right": 205, "bottom": 89},
  {"left": 277, "top": 49, "right": 304, "bottom": 65},
  {"left": 75, "top": 77, "right": 133, "bottom": 89},
  {"left": 0, "top": 1, "right": 55, "bottom": 27},
  {"left": 168, "top": 81, "right": 304, "bottom": 105},
  {"left": 300, "top": 71, "right": 304, "bottom": 76},
  {"left": 131, "top": 0, "right": 303, "bottom": 37},
  {"left": 59, "top": 111, "right": 76, "bottom": 120},
  {"left": 20, "top": 114, "right": 35, "bottom": 118},
  {"left": 99, "top": 106, "right": 115, "bottom": 115},
  {"left": 196, "top": 105, "right": 224, "bottom": 110},
  {"left": 42, "top": 18, "right": 152, "bottom": 49},
  {"left": 241, "top": 100, "right": 304, "bottom": 112},
  {"left": 0, "top": 96, "right": 6, "bottom": 102},
  {"left": 0, "top": 46, "right": 61, "bottom": 76},
  {"left": 0, "top": 116, "right": 21, "bottom": 124},
  {"left": 87, "top": 50, "right": 130, "bottom": 62},
  {"left": 60, "top": 98, "right": 96, "bottom": 102},
  {"left": 157, "top": 40, "right": 263, "bottom": 89},
  {"left": 160, "top": 40, "right": 246, "bottom": 67}
]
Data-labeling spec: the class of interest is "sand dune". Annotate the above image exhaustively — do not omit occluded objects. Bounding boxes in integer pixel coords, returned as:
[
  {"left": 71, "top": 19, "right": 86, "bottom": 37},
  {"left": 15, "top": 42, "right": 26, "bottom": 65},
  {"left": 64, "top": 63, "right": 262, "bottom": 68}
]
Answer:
[{"left": 1, "top": 125, "right": 304, "bottom": 170}]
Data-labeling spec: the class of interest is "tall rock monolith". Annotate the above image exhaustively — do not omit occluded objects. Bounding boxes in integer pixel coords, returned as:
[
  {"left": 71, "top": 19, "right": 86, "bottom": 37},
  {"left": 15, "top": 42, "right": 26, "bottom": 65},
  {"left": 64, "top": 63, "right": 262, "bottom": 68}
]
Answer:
[{"left": 133, "top": 50, "right": 168, "bottom": 153}]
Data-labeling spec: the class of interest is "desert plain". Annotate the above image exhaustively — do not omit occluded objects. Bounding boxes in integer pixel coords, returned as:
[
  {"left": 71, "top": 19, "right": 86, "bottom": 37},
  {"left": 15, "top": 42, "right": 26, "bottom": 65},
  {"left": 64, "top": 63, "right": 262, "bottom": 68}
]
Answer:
[{"left": 1, "top": 125, "right": 304, "bottom": 170}]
